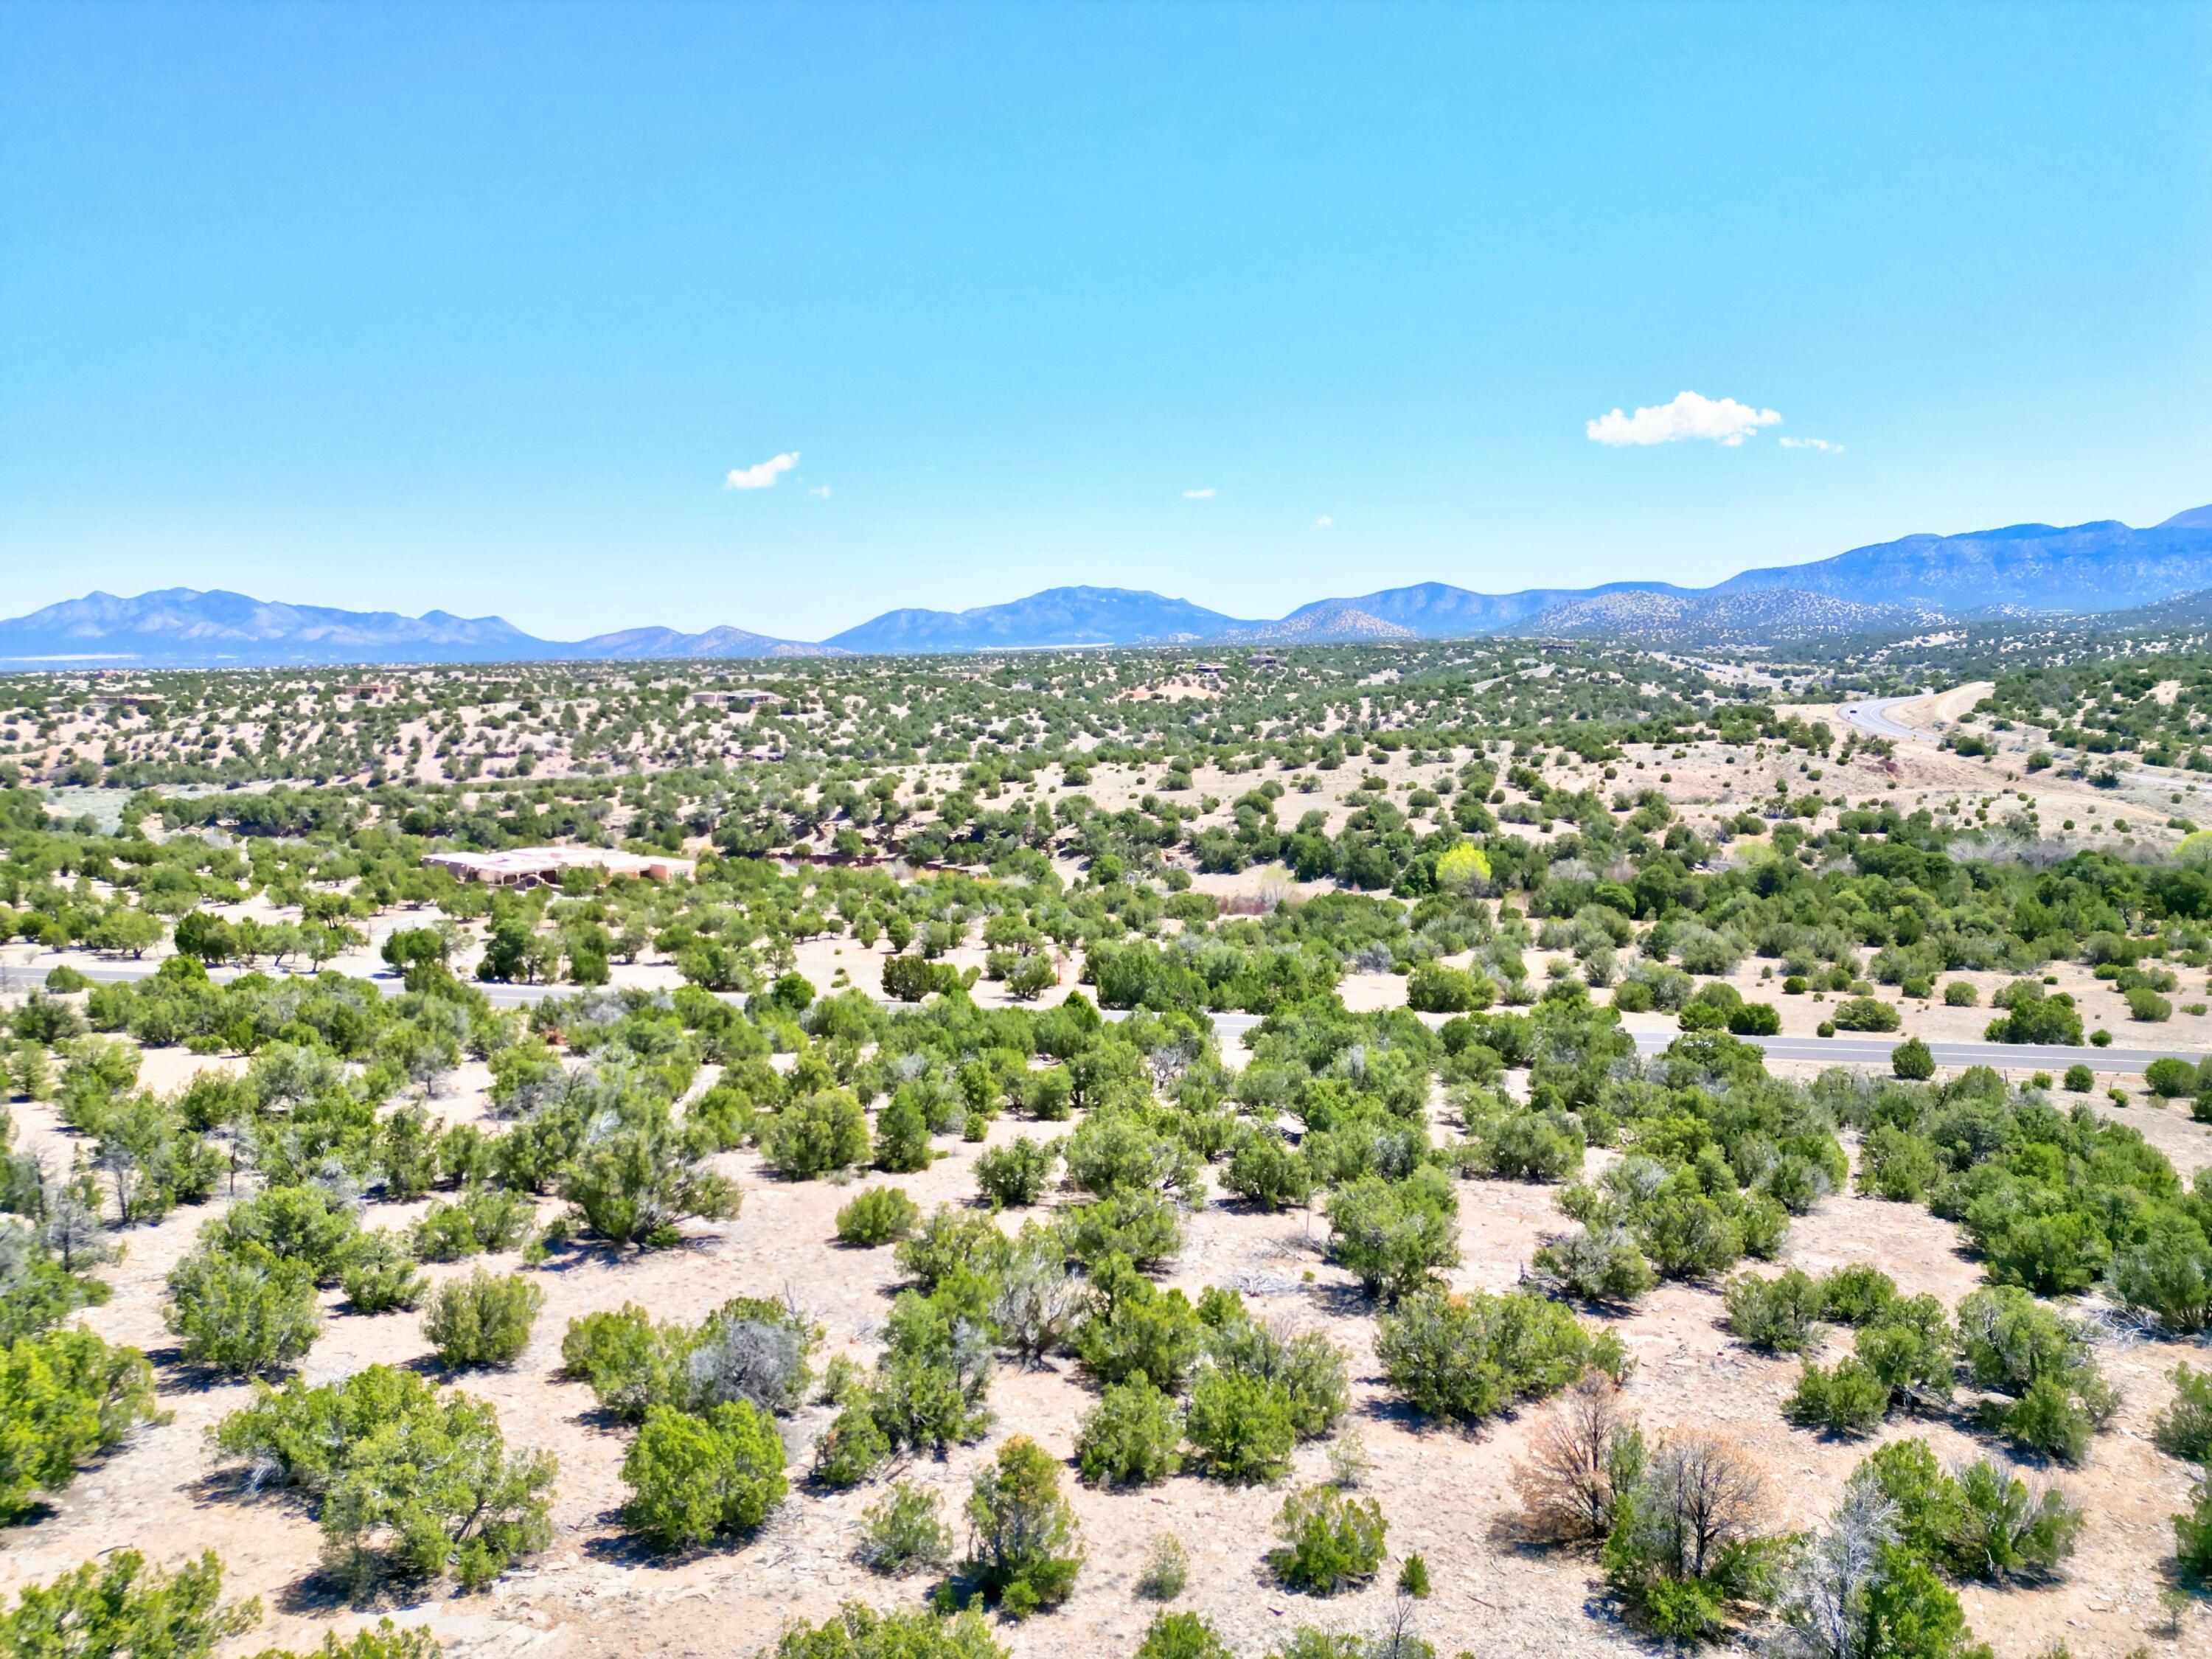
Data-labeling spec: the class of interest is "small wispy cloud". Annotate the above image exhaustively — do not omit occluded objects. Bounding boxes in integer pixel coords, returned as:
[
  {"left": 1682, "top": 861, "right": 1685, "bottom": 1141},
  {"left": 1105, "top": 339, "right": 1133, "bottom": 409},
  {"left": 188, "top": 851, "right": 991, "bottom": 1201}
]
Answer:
[
  {"left": 724, "top": 451, "right": 799, "bottom": 490},
  {"left": 1587, "top": 392, "right": 1781, "bottom": 448},
  {"left": 1778, "top": 437, "right": 1844, "bottom": 454},
  {"left": 808, "top": 484, "right": 832, "bottom": 498},
  {"left": 1183, "top": 487, "right": 1216, "bottom": 499},
  {"left": 1314, "top": 515, "right": 1334, "bottom": 529}
]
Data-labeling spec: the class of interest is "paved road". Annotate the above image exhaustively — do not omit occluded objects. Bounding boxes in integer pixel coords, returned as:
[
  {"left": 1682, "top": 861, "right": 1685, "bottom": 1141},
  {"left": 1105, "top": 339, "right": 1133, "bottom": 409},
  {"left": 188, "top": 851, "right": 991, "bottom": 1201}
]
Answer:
[
  {"left": 1838, "top": 694, "right": 1935, "bottom": 743},
  {"left": 18, "top": 961, "right": 2190, "bottom": 1077}
]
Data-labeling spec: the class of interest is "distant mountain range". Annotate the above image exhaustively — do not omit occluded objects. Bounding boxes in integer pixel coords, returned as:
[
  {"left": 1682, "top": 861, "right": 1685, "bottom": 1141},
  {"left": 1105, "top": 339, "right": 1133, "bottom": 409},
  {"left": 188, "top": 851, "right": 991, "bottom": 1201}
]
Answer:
[{"left": 3, "top": 505, "right": 2207, "bottom": 667}]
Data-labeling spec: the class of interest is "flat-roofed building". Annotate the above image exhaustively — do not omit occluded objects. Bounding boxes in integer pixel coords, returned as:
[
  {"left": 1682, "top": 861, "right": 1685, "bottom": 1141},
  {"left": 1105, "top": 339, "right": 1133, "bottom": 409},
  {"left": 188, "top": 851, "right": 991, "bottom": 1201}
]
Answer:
[{"left": 422, "top": 846, "right": 695, "bottom": 888}]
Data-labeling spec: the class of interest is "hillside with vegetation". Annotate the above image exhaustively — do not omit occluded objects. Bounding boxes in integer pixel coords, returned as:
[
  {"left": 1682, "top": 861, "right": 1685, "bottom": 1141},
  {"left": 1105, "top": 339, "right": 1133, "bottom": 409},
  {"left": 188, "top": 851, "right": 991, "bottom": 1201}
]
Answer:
[{"left": 0, "top": 637, "right": 2208, "bottom": 1658}]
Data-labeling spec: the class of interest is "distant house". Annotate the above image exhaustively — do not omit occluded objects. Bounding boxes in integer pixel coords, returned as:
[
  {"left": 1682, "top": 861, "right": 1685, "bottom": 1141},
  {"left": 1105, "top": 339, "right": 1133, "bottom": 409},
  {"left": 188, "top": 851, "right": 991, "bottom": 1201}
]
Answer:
[{"left": 422, "top": 846, "right": 695, "bottom": 888}]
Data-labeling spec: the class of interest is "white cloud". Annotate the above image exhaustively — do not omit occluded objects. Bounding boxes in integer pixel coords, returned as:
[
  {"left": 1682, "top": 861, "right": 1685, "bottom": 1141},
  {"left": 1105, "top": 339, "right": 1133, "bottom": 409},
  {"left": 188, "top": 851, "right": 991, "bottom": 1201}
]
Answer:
[
  {"left": 1183, "top": 487, "right": 1216, "bottom": 499},
  {"left": 1778, "top": 437, "right": 1844, "bottom": 454},
  {"left": 1314, "top": 515, "right": 1334, "bottom": 528},
  {"left": 724, "top": 451, "right": 799, "bottom": 490},
  {"left": 1586, "top": 392, "right": 1782, "bottom": 448},
  {"left": 808, "top": 484, "right": 832, "bottom": 498}
]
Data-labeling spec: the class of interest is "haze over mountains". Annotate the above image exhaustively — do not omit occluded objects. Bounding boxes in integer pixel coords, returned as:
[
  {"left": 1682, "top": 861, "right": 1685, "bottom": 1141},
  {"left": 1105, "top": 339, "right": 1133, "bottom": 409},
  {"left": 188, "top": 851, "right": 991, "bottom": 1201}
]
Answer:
[{"left": 4, "top": 507, "right": 2207, "bottom": 667}]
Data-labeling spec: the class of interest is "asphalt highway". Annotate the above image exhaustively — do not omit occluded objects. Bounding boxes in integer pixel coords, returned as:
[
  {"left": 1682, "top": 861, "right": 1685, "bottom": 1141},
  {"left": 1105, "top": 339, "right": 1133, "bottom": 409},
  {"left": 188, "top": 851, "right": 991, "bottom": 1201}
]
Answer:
[
  {"left": 1837, "top": 695, "right": 1935, "bottom": 743},
  {"left": 22, "top": 961, "right": 2191, "bottom": 1077}
]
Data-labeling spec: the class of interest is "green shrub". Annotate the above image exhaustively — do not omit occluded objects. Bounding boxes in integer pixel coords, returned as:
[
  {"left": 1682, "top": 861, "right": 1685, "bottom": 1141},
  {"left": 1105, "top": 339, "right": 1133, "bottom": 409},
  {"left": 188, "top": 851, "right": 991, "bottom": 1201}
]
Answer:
[
  {"left": 812, "top": 1402, "right": 892, "bottom": 1488},
  {"left": 761, "top": 1090, "right": 870, "bottom": 1179},
  {"left": 164, "top": 1245, "right": 322, "bottom": 1375},
  {"left": 1784, "top": 1358, "right": 1891, "bottom": 1435},
  {"left": 341, "top": 1230, "right": 428, "bottom": 1314},
  {"left": 1601, "top": 1431, "right": 1778, "bottom": 1641},
  {"left": 1957, "top": 1287, "right": 2115, "bottom": 1464},
  {"left": 1074, "top": 1259, "right": 1204, "bottom": 1390},
  {"left": 836, "top": 1186, "right": 922, "bottom": 1247},
  {"left": 1832, "top": 997, "right": 1900, "bottom": 1033},
  {"left": 1183, "top": 1368, "right": 1297, "bottom": 1483},
  {"left": 559, "top": 1108, "right": 740, "bottom": 1245},
  {"left": 622, "top": 1400, "right": 787, "bottom": 1549},
  {"left": 560, "top": 1303, "right": 691, "bottom": 1419},
  {"left": 2154, "top": 1363, "right": 2212, "bottom": 1463},
  {"left": 1222, "top": 1130, "right": 1315, "bottom": 1211},
  {"left": 424, "top": 1270, "right": 543, "bottom": 1368},
  {"left": 1481, "top": 1111, "right": 1585, "bottom": 1182},
  {"left": 856, "top": 1480, "right": 954, "bottom": 1576},
  {"left": 1939, "top": 1457, "right": 2083, "bottom": 1582},
  {"left": 2146, "top": 1057, "right": 2199, "bottom": 1097},
  {"left": 897, "top": 1206, "right": 1015, "bottom": 1292},
  {"left": 1326, "top": 1168, "right": 1460, "bottom": 1301},
  {"left": 1818, "top": 1264, "right": 1898, "bottom": 1326},
  {"left": 1406, "top": 963, "right": 1490, "bottom": 1014},
  {"left": 1726, "top": 1002, "right": 1781, "bottom": 1037},
  {"left": 759, "top": 1603, "right": 1006, "bottom": 1659},
  {"left": 1851, "top": 1295, "right": 1956, "bottom": 1411},
  {"left": 1200, "top": 1300, "right": 1349, "bottom": 1439},
  {"left": 963, "top": 1435, "right": 1083, "bottom": 1613},
  {"left": 411, "top": 1186, "right": 535, "bottom": 1261},
  {"left": 1531, "top": 1225, "right": 1656, "bottom": 1306},
  {"left": 1944, "top": 981, "right": 1979, "bottom": 1006},
  {"left": 2062, "top": 1063, "right": 2093, "bottom": 1093},
  {"left": 212, "top": 1184, "right": 359, "bottom": 1281},
  {"left": 256, "top": 1618, "right": 449, "bottom": 1658},
  {"left": 1132, "top": 1612, "right": 1232, "bottom": 1659},
  {"left": 1375, "top": 1288, "right": 1616, "bottom": 1425},
  {"left": 1983, "top": 984, "right": 2084, "bottom": 1045},
  {"left": 1891, "top": 1037, "right": 1935, "bottom": 1081},
  {"left": 874, "top": 1088, "right": 934, "bottom": 1172},
  {"left": 1064, "top": 1193, "right": 1183, "bottom": 1270},
  {"left": 1397, "top": 1554, "right": 1432, "bottom": 1599},
  {"left": 2179, "top": 1465, "right": 2212, "bottom": 1579},
  {"left": 1074, "top": 1375, "right": 1184, "bottom": 1486},
  {"left": 1136, "top": 1531, "right": 1189, "bottom": 1600},
  {"left": 974, "top": 1138, "right": 1059, "bottom": 1208},
  {"left": 0, "top": 1327, "right": 159, "bottom": 1520},
  {"left": 2128, "top": 987, "right": 2174, "bottom": 1023},
  {"left": 1270, "top": 1484, "right": 1388, "bottom": 1594},
  {"left": 2109, "top": 1212, "right": 2212, "bottom": 1332},
  {"left": 216, "top": 1363, "right": 554, "bottom": 1589},
  {"left": 0, "top": 1551, "right": 257, "bottom": 1658},
  {"left": 1723, "top": 1270, "right": 1826, "bottom": 1353}
]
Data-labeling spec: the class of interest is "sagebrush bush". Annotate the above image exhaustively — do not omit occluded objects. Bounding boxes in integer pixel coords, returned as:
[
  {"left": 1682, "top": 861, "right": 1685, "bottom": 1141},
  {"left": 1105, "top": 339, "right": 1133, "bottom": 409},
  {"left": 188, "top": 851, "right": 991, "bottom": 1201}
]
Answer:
[
  {"left": 424, "top": 1270, "right": 543, "bottom": 1368},
  {"left": 1136, "top": 1531, "right": 1189, "bottom": 1601},
  {"left": 856, "top": 1479, "right": 953, "bottom": 1576}
]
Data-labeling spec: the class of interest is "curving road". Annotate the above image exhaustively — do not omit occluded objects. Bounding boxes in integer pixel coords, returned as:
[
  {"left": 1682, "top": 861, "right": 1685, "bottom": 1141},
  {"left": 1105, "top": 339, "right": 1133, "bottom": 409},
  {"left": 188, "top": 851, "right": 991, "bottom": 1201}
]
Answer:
[
  {"left": 1838, "top": 694, "right": 1937, "bottom": 743},
  {"left": 18, "top": 962, "right": 2193, "bottom": 1078}
]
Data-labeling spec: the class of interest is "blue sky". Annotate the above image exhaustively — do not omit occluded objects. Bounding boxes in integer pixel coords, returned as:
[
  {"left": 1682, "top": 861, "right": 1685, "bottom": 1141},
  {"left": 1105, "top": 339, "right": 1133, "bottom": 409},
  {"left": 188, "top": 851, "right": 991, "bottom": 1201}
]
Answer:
[{"left": 3, "top": 2, "right": 2208, "bottom": 641}]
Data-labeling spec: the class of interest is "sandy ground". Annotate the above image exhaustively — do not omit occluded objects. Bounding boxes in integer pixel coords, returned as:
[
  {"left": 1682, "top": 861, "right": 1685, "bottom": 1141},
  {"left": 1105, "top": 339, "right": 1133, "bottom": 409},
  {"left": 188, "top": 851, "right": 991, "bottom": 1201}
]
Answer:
[{"left": 3, "top": 1008, "right": 2209, "bottom": 1659}]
